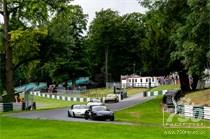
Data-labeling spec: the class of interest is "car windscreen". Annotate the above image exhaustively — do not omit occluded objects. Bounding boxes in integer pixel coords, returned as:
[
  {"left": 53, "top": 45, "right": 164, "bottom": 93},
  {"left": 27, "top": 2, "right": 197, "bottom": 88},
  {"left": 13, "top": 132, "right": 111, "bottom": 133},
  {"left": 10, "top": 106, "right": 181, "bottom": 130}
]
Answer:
[
  {"left": 107, "top": 94, "right": 116, "bottom": 97},
  {"left": 73, "top": 105, "right": 88, "bottom": 109},
  {"left": 92, "top": 106, "right": 107, "bottom": 111}
]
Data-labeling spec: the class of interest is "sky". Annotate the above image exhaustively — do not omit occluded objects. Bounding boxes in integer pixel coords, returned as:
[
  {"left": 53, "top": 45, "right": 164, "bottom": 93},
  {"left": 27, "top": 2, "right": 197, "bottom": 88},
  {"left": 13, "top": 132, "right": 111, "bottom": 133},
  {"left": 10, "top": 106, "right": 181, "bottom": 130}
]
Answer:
[
  {"left": 0, "top": 0, "right": 147, "bottom": 25},
  {"left": 72, "top": 0, "right": 147, "bottom": 26}
]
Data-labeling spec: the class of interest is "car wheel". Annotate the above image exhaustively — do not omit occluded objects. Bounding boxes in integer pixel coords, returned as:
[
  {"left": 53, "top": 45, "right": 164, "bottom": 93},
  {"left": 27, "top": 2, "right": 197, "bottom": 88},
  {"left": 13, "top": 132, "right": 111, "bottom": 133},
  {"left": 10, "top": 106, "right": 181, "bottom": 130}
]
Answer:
[
  {"left": 72, "top": 112, "right": 76, "bottom": 118},
  {"left": 85, "top": 115, "right": 88, "bottom": 120},
  {"left": 110, "top": 116, "right": 114, "bottom": 121},
  {"left": 90, "top": 114, "right": 95, "bottom": 120},
  {"left": 68, "top": 111, "right": 71, "bottom": 117}
]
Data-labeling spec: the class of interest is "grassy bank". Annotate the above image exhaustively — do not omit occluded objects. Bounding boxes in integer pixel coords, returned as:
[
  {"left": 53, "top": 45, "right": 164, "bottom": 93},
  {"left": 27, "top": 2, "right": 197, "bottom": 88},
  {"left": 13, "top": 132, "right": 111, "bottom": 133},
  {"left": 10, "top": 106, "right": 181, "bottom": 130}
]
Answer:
[
  {"left": 1, "top": 97, "right": 210, "bottom": 139},
  {"left": 149, "top": 84, "right": 180, "bottom": 92},
  {"left": 82, "top": 87, "right": 147, "bottom": 97},
  {"left": 179, "top": 88, "right": 210, "bottom": 106},
  {"left": 1, "top": 116, "right": 209, "bottom": 139},
  {"left": 33, "top": 96, "right": 83, "bottom": 110}
]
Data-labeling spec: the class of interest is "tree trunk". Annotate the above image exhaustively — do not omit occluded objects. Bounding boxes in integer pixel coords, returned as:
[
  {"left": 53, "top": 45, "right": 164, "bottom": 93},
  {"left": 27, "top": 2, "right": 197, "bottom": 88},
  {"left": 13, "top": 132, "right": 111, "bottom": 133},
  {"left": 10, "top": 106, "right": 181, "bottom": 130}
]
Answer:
[
  {"left": 178, "top": 71, "right": 191, "bottom": 93},
  {"left": 105, "top": 47, "right": 108, "bottom": 84},
  {"left": 3, "top": 0, "right": 14, "bottom": 102},
  {"left": 191, "top": 74, "right": 199, "bottom": 91},
  {"left": 72, "top": 79, "right": 76, "bottom": 90}
]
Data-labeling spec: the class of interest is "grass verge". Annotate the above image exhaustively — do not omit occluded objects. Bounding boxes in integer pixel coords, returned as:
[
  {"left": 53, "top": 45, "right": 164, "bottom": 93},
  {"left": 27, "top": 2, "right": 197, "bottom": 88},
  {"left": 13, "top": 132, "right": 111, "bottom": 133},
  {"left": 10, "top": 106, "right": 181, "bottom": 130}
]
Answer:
[
  {"left": 149, "top": 84, "right": 180, "bottom": 92},
  {"left": 0, "top": 116, "right": 210, "bottom": 139},
  {"left": 33, "top": 96, "right": 83, "bottom": 110},
  {"left": 179, "top": 88, "right": 210, "bottom": 106},
  {"left": 82, "top": 87, "right": 148, "bottom": 98},
  {"left": 1, "top": 97, "right": 210, "bottom": 139}
]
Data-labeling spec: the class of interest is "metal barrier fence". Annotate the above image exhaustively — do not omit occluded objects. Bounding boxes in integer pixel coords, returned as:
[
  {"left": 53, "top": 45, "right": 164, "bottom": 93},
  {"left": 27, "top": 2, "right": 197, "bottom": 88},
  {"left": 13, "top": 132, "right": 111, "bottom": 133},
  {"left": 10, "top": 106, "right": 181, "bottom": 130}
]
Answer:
[
  {"left": 162, "top": 90, "right": 210, "bottom": 121},
  {"left": 0, "top": 103, "right": 24, "bottom": 112},
  {"left": 143, "top": 90, "right": 168, "bottom": 97},
  {"left": 31, "top": 91, "right": 101, "bottom": 102},
  {"left": 122, "top": 83, "right": 159, "bottom": 88},
  {"left": 30, "top": 91, "right": 125, "bottom": 103},
  {"left": 177, "top": 105, "right": 210, "bottom": 120},
  {"left": 106, "top": 82, "right": 121, "bottom": 88}
]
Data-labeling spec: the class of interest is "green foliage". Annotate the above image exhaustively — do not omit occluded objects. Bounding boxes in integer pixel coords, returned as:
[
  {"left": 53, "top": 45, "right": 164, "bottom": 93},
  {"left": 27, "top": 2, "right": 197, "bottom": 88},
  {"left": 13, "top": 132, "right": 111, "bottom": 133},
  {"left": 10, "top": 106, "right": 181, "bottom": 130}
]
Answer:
[
  {"left": 42, "top": 5, "right": 88, "bottom": 84},
  {"left": 1, "top": 99, "right": 210, "bottom": 139},
  {"left": 87, "top": 9, "right": 145, "bottom": 81},
  {"left": 10, "top": 28, "right": 48, "bottom": 65},
  {"left": 4, "top": 1, "right": 89, "bottom": 86},
  {"left": 170, "top": 0, "right": 210, "bottom": 77}
]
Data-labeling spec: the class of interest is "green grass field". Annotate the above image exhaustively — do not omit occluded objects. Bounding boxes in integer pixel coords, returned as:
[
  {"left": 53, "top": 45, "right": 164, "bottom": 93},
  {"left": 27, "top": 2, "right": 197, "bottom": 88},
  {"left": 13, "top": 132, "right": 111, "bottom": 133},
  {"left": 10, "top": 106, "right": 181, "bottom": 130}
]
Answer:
[
  {"left": 149, "top": 84, "right": 180, "bottom": 92},
  {"left": 1, "top": 116, "right": 209, "bottom": 139},
  {"left": 82, "top": 87, "right": 147, "bottom": 98},
  {"left": 1, "top": 97, "right": 210, "bottom": 139},
  {"left": 33, "top": 96, "right": 83, "bottom": 110}
]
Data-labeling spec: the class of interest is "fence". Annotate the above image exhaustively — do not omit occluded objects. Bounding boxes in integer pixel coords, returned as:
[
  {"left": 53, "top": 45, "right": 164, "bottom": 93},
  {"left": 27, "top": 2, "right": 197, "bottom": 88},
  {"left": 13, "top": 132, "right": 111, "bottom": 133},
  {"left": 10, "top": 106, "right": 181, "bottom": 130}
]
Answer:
[
  {"left": 0, "top": 103, "right": 23, "bottom": 112},
  {"left": 31, "top": 91, "right": 125, "bottom": 103},
  {"left": 161, "top": 90, "right": 210, "bottom": 120},
  {"left": 143, "top": 90, "right": 168, "bottom": 97},
  {"left": 177, "top": 105, "right": 210, "bottom": 120},
  {"left": 30, "top": 91, "right": 101, "bottom": 103},
  {"left": 122, "top": 83, "right": 159, "bottom": 88},
  {"left": 106, "top": 82, "right": 121, "bottom": 88}
]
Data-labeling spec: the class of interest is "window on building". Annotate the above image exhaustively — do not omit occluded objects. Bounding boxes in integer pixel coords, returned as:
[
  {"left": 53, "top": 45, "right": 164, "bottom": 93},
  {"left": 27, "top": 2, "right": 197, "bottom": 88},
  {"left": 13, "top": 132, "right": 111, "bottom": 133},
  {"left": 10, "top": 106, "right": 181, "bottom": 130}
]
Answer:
[
  {"left": 135, "top": 79, "right": 137, "bottom": 82},
  {"left": 152, "top": 78, "right": 154, "bottom": 82},
  {"left": 140, "top": 79, "right": 142, "bottom": 82},
  {"left": 129, "top": 79, "right": 131, "bottom": 82},
  {"left": 146, "top": 79, "right": 148, "bottom": 82},
  {"left": 132, "top": 79, "right": 134, "bottom": 83}
]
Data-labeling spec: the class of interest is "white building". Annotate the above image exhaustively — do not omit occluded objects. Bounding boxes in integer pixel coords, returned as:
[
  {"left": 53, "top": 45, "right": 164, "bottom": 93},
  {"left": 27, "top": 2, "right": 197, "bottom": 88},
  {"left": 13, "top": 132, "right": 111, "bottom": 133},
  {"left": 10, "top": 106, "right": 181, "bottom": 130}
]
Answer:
[{"left": 121, "top": 75, "right": 160, "bottom": 88}]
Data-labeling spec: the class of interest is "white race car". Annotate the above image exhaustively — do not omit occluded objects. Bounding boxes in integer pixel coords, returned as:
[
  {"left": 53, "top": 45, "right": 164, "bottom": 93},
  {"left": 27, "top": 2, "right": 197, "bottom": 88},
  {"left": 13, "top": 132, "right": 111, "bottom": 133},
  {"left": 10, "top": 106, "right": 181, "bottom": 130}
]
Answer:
[
  {"left": 68, "top": 104, "right": 89, "bottom": 118},
  {"left": 87, "top": 101, "right": 104, "bottom": 107},
  {"left": 86, "top": 98, "right": 104, "bottom": 106}
]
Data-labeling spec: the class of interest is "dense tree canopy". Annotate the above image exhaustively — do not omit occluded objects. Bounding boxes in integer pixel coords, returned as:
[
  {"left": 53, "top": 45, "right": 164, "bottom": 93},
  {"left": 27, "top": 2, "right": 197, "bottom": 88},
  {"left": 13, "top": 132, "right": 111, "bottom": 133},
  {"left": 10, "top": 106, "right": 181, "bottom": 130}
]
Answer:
[
  {"left": 0, "top": 0, "right": 88, "bottom": 99},
  {"left": 1, "top": 0, "right": 209, "bottom": 98},
  {"left": 87, "top": 9, "right": 145, "bottom": 83}
]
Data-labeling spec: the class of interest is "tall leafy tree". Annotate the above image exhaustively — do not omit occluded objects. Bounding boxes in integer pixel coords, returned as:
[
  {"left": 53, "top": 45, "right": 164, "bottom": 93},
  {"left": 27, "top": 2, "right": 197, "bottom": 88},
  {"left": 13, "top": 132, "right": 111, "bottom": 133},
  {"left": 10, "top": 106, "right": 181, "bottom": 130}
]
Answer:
[
  {"left": 171, "top": 0, "right": 210, "bottom": 90},
  {"left": 9, "top": 4, "right": 88, "bottom": 88},
  {"left": 0, "top": 0, "right": 73, "bottom": 101},
  {"left": 41, "top": 5, "right": 88, "bottom": 87},
  {"left": 87, "top": 9, "right": 145, "bottom": 83},
  {"left": 87, "top": 9, "right": 121, "bottom": 83},
  {"left": 140, "top": 0, "right": 209, "bottom": 92}
]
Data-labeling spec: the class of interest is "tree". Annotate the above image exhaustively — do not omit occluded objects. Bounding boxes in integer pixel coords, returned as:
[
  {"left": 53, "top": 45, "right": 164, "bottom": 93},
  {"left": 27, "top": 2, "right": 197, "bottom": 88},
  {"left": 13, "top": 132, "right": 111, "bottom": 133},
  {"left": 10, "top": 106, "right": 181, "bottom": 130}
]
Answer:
[
  {"left": 87, "top": 9, "right": 121, "bottom": 84},
  {"left": 87, "top": 9, "right": 146, "bottom": 84},
  {"left": 140, "top": 0, "right": 209, "bottom": 92},
  {"left": 8, "top": 4, "right": 88, "bottom": 89},
  {"left": 0, "top": 24, "right": 4, "bottom": 95},
  {"left": 171, "top": 0, "right": 210, "bottom": 90},
  {"left": 0, "top": 0, "right": 73, "bottom": 101},
  {"left": 41, "top": 5, "right": 88, "bottom": 87}
]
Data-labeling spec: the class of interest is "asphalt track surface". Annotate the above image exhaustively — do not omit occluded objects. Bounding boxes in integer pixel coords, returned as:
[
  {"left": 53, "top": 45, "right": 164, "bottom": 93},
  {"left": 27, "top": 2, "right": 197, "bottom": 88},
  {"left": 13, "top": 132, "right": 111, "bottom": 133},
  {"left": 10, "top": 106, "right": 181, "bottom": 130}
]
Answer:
[{"left": 6, "top": 93, "right": 154, "bottom": 124}]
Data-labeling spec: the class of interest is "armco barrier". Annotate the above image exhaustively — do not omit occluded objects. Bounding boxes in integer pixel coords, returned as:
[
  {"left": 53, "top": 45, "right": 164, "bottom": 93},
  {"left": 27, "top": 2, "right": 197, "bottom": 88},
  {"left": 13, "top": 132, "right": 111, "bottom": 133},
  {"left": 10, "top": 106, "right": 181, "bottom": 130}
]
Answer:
[
  {"left": 0, "top": 103, "right": 23, "bottom": 112},
  {"left": 176, "top": 105, "right": 210, "bottom": 120},
  {"left": 204, "top": 107, "right": 210, "bottom": 120},
  {"left": 143, "top": 90, "right": 168, "bottom": 97},
  {"left": 162, "top": 90, "right": 210, "bottom": 121},
  {"left": 30, "top": 91, "right": 99, "bottom": 103}
]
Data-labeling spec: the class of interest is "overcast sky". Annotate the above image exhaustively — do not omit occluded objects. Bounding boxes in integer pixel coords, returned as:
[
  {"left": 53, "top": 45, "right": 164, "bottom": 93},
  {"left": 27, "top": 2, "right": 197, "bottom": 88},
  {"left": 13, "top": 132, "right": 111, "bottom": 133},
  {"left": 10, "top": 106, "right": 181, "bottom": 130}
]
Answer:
[
  {"left": 72, "top": 0, "right": 147, "bottom": 26},
  {"left": 0, "top": 0, "right": 147, "bottom": 25}
]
